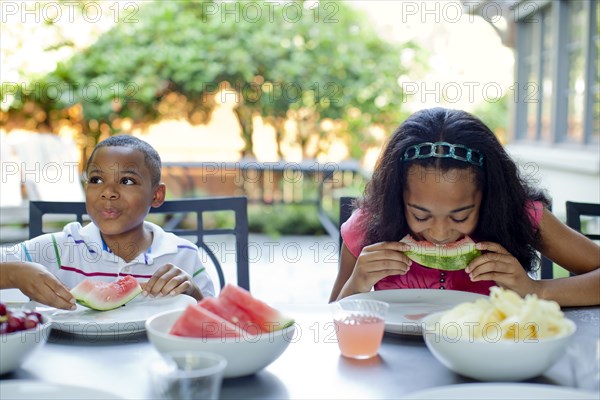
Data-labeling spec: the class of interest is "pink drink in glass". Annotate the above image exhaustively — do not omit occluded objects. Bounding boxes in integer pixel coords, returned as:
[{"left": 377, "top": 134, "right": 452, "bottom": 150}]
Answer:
[{"left": 334, "top": 314, "right": 386, "bottom": 359}]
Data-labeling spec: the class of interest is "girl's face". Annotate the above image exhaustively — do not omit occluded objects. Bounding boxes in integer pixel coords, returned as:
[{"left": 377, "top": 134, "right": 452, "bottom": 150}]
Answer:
[
  {"left": 85, "top": 146, "right": 164, "bottom": 239},
  {"left": 403, "top": 165, "right": 482, "bottom": 244}
]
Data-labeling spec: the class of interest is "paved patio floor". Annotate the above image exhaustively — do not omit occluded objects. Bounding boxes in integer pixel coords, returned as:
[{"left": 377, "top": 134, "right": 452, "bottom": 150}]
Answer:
[{"left": 208, "top": 234, "right": 339, "bottom": 305}]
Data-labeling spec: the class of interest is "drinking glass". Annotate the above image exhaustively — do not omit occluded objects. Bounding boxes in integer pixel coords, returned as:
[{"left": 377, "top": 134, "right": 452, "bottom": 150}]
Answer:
[
  {"left": 149, "top": 351, "right": 227, "bottom": 400},
  {"left": 333, "top": 299, "right": 389, "bottom": 359}
]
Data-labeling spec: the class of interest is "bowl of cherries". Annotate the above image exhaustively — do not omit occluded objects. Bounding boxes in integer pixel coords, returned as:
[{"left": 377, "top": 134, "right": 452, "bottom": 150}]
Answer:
[{"left": 0, "top": 302, "right": 52, "bottom": 375}]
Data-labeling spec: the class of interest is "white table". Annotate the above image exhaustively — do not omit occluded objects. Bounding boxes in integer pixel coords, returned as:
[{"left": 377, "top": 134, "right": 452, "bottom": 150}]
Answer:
[{"left": 1, "top": 298, "right": 598, "bottom": 399}]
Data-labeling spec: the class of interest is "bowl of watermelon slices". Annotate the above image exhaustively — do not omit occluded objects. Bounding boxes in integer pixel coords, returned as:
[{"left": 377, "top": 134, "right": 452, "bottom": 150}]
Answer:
[{"left": 146, "top": 285, "right": 295, "bottom": 378}]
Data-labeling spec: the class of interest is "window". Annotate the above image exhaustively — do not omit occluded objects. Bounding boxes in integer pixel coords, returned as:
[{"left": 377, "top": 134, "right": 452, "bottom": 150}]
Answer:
[
  {"left": 566, "top": 0, "right": 586, "bottom": 141},
  {"left": 514, "top": 0, "right": 599, "bottom": 146},
  {"left": 521, "top": 21, "right": 537, "bottom": 140},
  {"left": 540, "top": 6, "right": 553, "bottom": 141},
  {"left": 593, "top": 1, "right": 600, "bottom": 142}
]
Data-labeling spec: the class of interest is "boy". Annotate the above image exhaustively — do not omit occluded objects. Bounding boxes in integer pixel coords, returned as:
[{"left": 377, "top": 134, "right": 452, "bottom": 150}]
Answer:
[{"left": 0, "top": 135, "right": 214, "bottom": 310}]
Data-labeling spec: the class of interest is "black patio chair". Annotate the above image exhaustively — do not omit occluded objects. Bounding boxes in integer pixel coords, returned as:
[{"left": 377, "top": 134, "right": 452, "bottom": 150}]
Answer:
[
  {"left": 544, "top": 200, "right": 600, "bottom": 279},
  {"left": 338, "top": 196, "right": 356, "bottom": 251},
  {"left": 29, "top": 197, "right": 250, "bottom": 291},
  {"left": 566, "top": 201, "right": 600, "bottom": 241}
]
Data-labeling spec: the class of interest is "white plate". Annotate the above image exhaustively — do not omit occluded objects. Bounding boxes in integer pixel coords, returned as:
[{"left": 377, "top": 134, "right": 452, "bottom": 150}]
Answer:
[
  {"left": 346, "top": 289, "right": 486, "bottom": 335},
  {"left": 0, "top": 381, "right": 123, "bottom": 399},
  {"left": 42, "top": 294, "right": 196, "bottom": 336},
  {"left": 402, "top": 383, "right": 599, "bottom": 399}
]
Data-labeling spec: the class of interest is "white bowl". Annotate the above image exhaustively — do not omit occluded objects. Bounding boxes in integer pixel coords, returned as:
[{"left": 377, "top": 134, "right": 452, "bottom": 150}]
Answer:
[
  {"left": 145, "top": 309, "right": 295, "bottom": 378},
  {"left": 0, "top": 316, "right": 52, "bottom": 375},
  {"left": 422, "top": 312, "right": 576, "bottom": 381}
]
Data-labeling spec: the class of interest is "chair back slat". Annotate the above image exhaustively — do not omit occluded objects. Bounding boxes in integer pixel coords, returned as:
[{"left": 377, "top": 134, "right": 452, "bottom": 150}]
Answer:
[
  {"left": 338, "top": 196, "right": 356, "bottom": 251},
  {"left": 566, "top": 201, "right": 600, "bottom": 242}
]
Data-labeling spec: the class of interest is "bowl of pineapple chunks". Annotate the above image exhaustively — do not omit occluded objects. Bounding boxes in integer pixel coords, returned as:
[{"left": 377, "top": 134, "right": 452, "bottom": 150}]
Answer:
[{"left": 422, "top": 287, "right": 575, "bottom": 381}]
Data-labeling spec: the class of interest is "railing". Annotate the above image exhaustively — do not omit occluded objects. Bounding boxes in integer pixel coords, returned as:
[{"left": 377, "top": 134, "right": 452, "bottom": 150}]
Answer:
[
  {"left": 0, "top": 160, "right": 368, "bottom": 244},
  {"left": 162, "top": 159, "right": 369, "bottom": 240}
]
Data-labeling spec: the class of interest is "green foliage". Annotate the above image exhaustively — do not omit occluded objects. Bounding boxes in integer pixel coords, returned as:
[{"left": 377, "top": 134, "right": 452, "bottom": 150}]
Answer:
[
  {"left": 472, "top": 93, "right": 509, "bottom": 142},
  {"left": 6, "top": 0, "right": 423, "bottom": 158},
  {"left": 552, "top": 264, "right": 570, "bottom": 279},
  {"left": 248, "top": 204, "right": 326, "bottom": 237}
]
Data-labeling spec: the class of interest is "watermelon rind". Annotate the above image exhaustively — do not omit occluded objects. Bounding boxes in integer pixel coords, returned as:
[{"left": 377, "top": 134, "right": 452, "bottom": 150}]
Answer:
[
  {"left": 400, "top": 235, "right": 481, "bottom": 271},
  {"left": 279, "top": 319, "right": 295, "bottom": 330},
  {"left": 74, "top": 290, "right": 141, "bottom": 311}
]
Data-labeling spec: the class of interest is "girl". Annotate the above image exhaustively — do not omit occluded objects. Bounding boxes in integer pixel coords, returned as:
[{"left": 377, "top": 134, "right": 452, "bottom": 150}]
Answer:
[{"left": 330, "top": 108, "right": 599, "bottom": 307}]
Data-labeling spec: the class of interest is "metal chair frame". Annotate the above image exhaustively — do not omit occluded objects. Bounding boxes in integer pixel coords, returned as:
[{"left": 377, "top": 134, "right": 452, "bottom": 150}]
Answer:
[
  {"left": 29, "top": 197, "right": 250, "bottom": 291},
  {"left": 566, "top": 201, "right": 600, "bottom": 241},
  {"left": 338, "top": 196, "right": 356, "bottom": 251}
]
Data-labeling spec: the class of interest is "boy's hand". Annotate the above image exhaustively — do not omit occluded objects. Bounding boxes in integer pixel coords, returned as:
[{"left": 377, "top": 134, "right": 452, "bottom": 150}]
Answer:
[
  {"left": 6, "top": 262, "right": 76, "bottom": 310},
  {"left": 143, "top": 263, "right": 202, "bottom": 300}
]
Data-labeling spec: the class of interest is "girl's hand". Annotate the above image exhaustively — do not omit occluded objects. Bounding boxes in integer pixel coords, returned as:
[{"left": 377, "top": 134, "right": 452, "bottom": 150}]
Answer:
[
  {"left": 343, "top": 241, "right": 412, "bottom": 295},
  {"left": 466, "top": 242, "right": 538, "bottom": 297},
  {"left": 142, "top": 264, "right": 202, "bottom": 300},
  {"left": 8, "top": 263, "right": 76, "bottom": 310}
]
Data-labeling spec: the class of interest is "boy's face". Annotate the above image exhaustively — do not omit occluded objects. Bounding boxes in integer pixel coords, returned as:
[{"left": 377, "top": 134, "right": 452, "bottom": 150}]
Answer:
[
  {"left": 403, "top": 165, "right": 481, "bottom": 244},
  {"left": 85, "top": 146, "right": 165, "bottom": 238}
]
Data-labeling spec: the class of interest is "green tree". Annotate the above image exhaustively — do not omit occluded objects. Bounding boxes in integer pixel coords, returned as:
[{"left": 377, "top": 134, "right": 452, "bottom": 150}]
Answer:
[
  {"left": 4, "top": 0, "right": 422, "bottom": 158},
  {"left": 472, "top": 93, "right": 509, "bottom": 143}
]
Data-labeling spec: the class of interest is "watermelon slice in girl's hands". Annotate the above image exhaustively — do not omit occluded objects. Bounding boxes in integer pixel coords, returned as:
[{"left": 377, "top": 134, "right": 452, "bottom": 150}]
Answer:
[
  {"left": 170, "top": 304, "right": 242, "bottom": 338},
  {"left": 400, "top": 234, "right": 481, "bottom": 271},
  {"left": 217, "top": 284, "right": 294, "bottom": 333},
  {"left": 70, "top": 275, "right": 142, "bottom": 311}
]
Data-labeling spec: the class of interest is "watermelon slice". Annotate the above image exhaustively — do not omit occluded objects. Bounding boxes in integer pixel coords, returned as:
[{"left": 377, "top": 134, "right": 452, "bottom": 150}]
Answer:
[
  {"left": 169, "top": 304, "right": 242, "bottom": 339},
  {"left": 199, "top": 297, "right": 263, "bottom": 334},
  {"left": 400, "top": 234, "right": 481, "bottom": 271},
  {"left": 168, "top": 285, "right": 295, "bottom": 338},
  {"left": 70, "top": 275, "right": 142, "bottom": 311},
  {"left": 217, "top": 284, "right": 294, "bottom": 332}
]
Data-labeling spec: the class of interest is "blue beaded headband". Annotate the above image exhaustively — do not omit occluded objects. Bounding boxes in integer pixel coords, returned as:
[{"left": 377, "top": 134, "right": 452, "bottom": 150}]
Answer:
[{"left": 403, "top": 141, "right": 484, "bottom": 167}]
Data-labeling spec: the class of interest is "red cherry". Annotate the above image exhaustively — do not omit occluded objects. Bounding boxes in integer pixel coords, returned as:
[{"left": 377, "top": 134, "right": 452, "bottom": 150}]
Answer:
[
  {"left": 24, "top": 316, "right": 39, "bottom": 330},
  {"left": 7, "top": 315, "right": 24, "bottom": 333},
  {"left": 33, "top": 312, "right": 44, "bottom": 324}
]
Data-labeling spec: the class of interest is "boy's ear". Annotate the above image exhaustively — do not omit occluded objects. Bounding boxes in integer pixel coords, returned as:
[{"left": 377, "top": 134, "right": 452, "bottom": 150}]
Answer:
[{"left": 151, "top": 183, "right": 166, "bottom": 208}]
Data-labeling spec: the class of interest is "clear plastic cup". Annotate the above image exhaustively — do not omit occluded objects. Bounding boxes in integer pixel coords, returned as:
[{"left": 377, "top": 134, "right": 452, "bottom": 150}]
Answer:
[
  {"left": 149, "top": 351, "right": 227, "bottom": 400},
  {"left": 333, "top": 299, "right": 389, "bottom": 359}
]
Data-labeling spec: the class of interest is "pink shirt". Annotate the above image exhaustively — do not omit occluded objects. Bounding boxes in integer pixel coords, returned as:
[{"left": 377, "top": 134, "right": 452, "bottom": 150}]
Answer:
[{"left": 340, "top": 201, "right": 544, "bottom": 295}]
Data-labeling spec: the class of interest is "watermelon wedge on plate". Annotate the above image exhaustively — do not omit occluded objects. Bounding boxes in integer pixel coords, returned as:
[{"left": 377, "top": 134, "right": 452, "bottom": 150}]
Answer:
[
  {"left": 70, "top": 275, "right": 142, "bottom": 311},
  {"left": 400, "top": 234, "right": 481, "bottom": 271}
]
